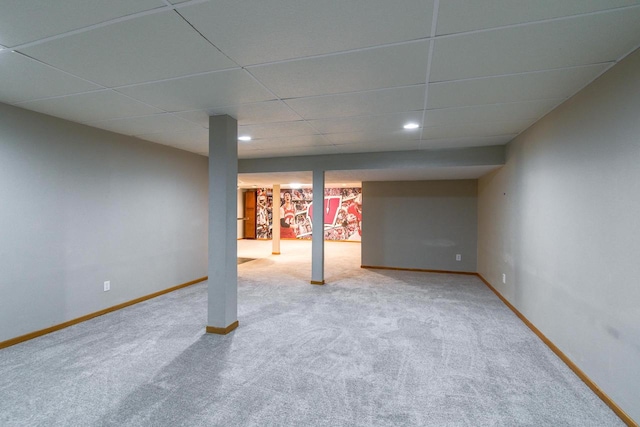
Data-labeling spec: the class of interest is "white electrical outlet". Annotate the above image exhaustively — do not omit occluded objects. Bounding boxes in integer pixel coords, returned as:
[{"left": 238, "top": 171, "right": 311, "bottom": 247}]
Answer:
[
  {"left": 456, "top": 254, "right": 461, "bottom": 261},
  {"left": 502, "top": 274, "right": 506, "bottom": 284},
  {"left": 104, "top": 281, "right": 110, "bottom": 292}
]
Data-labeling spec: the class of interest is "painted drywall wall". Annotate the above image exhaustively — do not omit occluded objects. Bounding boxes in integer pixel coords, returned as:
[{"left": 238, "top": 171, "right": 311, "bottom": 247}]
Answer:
[
  {"left": 478, "top": 48, "right": 640, "bottom": 420},
  {"left": 0, "top": 103, "right": 208, "bottom": 343},
  {"left": 362, "top": 180, "right": 477, "bottom": 272}
]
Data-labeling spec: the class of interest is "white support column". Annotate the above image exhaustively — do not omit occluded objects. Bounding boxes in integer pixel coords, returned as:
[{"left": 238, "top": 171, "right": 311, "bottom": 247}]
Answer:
[
  {"left": 311, "top": 169, "right": 325, "bottom": 285},
  {"left": 272, "top": 184, "right": 281, "bottom": 255},
  {"left": 206, "top": 115, "right": 238, "bottom": 335}
]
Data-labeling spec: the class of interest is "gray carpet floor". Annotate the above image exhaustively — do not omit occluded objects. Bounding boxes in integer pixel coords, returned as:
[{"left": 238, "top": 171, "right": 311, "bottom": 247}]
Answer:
[{"left": 0, "top": 240, "right": 623, "bottom": 426}]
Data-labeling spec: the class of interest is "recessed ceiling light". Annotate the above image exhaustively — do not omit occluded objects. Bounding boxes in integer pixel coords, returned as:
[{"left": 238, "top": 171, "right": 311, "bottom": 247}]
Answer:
[
  {"left": 403, "top": 123, "right": 420, "bottom": 130},
  {"left": 238, "top": 136, "right": 252, "bottom": 141}
]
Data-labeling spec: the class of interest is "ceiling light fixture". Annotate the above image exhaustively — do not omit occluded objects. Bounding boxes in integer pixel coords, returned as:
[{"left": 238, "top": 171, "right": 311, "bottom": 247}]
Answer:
[
  {"left": 238, "top": 135, "right": 252, "bottom": 141},
  {"left": 403, "top": 123, "right": 420, "bottom": 130}
]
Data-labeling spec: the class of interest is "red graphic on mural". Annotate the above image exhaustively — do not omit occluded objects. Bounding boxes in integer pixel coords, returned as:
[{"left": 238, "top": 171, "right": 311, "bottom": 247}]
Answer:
[
  {"left": 307, "top": 196, "right": 341, "bottom": 226},
  {"left": 253, "top": 187, "right": 362, "bottom": 241}
]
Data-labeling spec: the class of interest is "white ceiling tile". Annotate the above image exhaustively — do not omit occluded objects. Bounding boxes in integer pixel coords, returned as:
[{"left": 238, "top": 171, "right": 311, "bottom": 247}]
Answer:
[
  {"left": 238, "top": 149, "right": 270, "bottom": 159},
  {"left": 173, "top": 110, "right": 214, "bottom": 128},
  {"left": 17, "top": 90, "right": 162, "bottom": 123},
  {"left": 213, "top": 101, "right": 301, "bottom": 125},
  {"left": 177, "top": 101, "right": 302, "bottom": 128},
  {"left": 2, "top": 1, "right": 637, "bottom": 163},
  {"left": 419, "top": 135, "right": 516, "bottom": 149},
  {"left": 427, "top": 64, "right": 609, "bottom": 109},
  {"left": 436, "top": 0, "right": 640, "bottom": 35},
  {"left": 0, "top": 52, "right": 101, "bottom": 104},
  {"left": 239, "top": 121, "right": 317, "bottom": 140},
  {"left": 136, "top": 128, "right": 209, "bottom": 153},
  {"left": 245, "top": 135, "right": 332, "bottom": 150},
  {"left": 88, "top": 114, "right": 198, "bottom": 136},
  {"left": 285, "top": 86, "right": 425, "bottom": 120},
  {"left": 431, "top": 8, "right": 640, "bottom": 81},
  {"left": 248, "top": 42, "right": 430, "bottom": 98},
  {"left": 21, "top": 12, "right": 237, "bottom": 87},
  {"left": 180, "top": 0, "right": 434, "bottom": 66},
  {"left": 241, "top": 144, "right": 340, "bottom": 159},
  {"left": 0, "top": 0, "right": 165, "bottom": 47},
  {"left": 309, "top": 112, "right": 424, "bottom": 135},
  {"left": 118, "top": 69, "right": 275, "bottom": 112},
  {"left": 424, "top": 98, "right": 563, "bottom": 127},
  {"left": 326, "top": 130, "right": 421, "bottom": 145},
  {"left": 332, "top": 140, "right": 421, "bottom": 154},
  {"left": 422, "top": 120, "right": 534, "bottom": 140}
]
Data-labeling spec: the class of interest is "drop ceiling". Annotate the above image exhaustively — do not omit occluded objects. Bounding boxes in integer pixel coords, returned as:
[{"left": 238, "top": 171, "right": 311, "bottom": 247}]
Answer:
[{"left": 1, "top": 0, "right": 639, "bottom": 184}]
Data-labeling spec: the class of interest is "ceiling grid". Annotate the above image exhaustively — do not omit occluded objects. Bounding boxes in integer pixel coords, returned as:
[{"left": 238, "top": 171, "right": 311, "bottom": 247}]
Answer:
[{"left": 0, "top": 0, "right": 639, "bottom": 181}]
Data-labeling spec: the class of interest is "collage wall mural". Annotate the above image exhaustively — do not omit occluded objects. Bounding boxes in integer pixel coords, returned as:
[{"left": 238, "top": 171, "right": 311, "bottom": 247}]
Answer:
[{"left": 255, "top": 188, "right": 362, "bottom": 241}]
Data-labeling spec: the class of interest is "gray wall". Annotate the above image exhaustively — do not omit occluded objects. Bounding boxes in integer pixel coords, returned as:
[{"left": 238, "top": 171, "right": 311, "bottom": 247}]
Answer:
[
  {"left": 362, "top": 180, "right": 477, "bottom": 272},
  {"left": 0, "top": 103, "right": 208, "bottom": 343},
  {"left": 478, "top": 48, "right": 640, "bottom": 420}
]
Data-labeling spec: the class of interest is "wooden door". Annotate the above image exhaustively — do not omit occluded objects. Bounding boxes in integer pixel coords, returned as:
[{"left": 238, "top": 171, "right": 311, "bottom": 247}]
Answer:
[{"left": 244, "top": 190, "right": 257, "bottom": 239}]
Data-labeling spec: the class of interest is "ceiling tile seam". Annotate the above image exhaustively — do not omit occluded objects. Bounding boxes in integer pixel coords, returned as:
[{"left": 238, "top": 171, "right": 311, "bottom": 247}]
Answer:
[
  {"left": 5, "top": 4, "right": 188, "bottom": 51},
  {"left": 132, "top": 112, "right": 208, "bottom": 134},
  {"left": 420, "top": 133, "right": 519, "bottom": 141},
  {"left": 302, "top": 110, "right": 426, "bottom": 124},
  {"left": 207, "top": 111, "right": 427, "bottom": 128},
  {"left": 428, "top": 61, "right": 616, "bottom": 85},
  {"left": 422, "top": 119, "right": 540, "bottom": 130},
  {"left": 237, "top": 119, "right": 324, "bottom": 129},
  {"left": 9, "top": 50, "right": 242, "bottom": 100},
  {"left": 503, "top": 42, "right": 640, "bottom": 144},
  {"left": 280, "top": 83, "right": 425, "bottom": 102},
  {"left": 164, "top": 112, "right": 210, "bottom": 131},
  {"left": 12, "top": 88, "right": 111, "bottom": 106},
  {"left": 305, "top": 119, "right": 540, "bottom": 138},
  {"left": 243, "top": 37, "right": 432, "bottom": 69},
  {"left": 87, "top": 112, "right": 184, "bottom": 125},
  {"left": 240, "top": 68, "right": 333, "bottom": 146},
  {"left": 433, "top": 40, "right": 640, "bottom": 145},
  {"left": 133, "top": 125, "right": 206, "bottom": 138},
  {"left": 169, "top": 112, "right": 206, "bottom": 129},
  {"left": 330, "top": 140, "right": 420, "bottom": 147},
  {"left": 425, "top": 97, "right": 565, "bottom": 112},
  {"left": 110, "top": 66, "right": 243, "bottom": 92},
  {"left": 95, "top": 89, "right": 177, "bottom": 116},
  {"left": 176, "top": 4, "right": 640, "bottom": 71},
  {"left": 419, "top": 0, "right": 440, "bottom": 140},
  {"left": 435, "top": 4, "right": 640, "bottom": 40},
  {"left": 616, "top": 41, "right": 640, "bottom": 65},
  {"left": 8, "top": 51, "right": 109, "bottom": 91},
  {"left": 5, "top": 2, "right": 636, "bottom": 67},
  {"left": 504, "top": 106, "right": 564, "bottom": 143},
  {"left": 177, "top": 106, "right": 424, "bottom": 127},
  {"left": 172, "top": 8, "right": 243, "bottom": 69}
]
